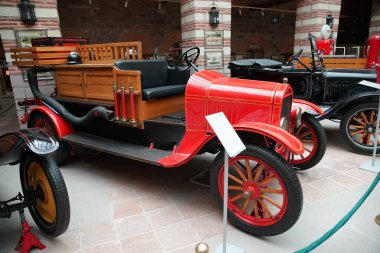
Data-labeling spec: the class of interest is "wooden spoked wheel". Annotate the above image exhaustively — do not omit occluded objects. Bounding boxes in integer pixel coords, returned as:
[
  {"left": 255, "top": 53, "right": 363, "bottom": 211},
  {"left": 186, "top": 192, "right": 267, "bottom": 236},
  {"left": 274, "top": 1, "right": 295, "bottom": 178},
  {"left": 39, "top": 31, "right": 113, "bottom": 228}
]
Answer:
[
  {"left": 291, "top": 113, "right": 326, "bottom": 170},
  {"left": 210, "top": 145, "right": 302, "bottom": 236},
  {"left": 340, "top": 102, "right": 380, "bottom": 154},
  {"left": 220, "top": 156, "right": 288, "bottom": 227}
]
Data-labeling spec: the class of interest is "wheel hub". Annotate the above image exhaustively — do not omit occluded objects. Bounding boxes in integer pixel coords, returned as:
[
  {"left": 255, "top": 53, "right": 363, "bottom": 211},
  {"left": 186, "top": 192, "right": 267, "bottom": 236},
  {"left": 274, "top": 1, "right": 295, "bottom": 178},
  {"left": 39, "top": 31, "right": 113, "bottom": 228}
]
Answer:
[
  {"left": 365, "top": 124, "right": 375, "bottom": 134},
  {"left": 242, "top": 182, "right": 261, "bottom": 199}
]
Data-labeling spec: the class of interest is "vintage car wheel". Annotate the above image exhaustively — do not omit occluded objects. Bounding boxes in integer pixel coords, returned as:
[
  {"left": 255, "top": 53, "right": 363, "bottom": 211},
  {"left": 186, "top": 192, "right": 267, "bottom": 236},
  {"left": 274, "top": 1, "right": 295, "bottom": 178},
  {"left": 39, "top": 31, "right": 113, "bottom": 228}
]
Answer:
[
  {"left": 291, "top": 113, "right": 327, "bottom": 170},
  {"left": 20, "top": 154, "right": 70, "bottom": 237},
  {"left": 29, "top": 112, "right": 71, "bottom": 165},
  {"left": 210, "top": 145, "right": 303, "bottom": 236},
  {"left": 340, "top": 102, "right": 380, "bottom": 154}
]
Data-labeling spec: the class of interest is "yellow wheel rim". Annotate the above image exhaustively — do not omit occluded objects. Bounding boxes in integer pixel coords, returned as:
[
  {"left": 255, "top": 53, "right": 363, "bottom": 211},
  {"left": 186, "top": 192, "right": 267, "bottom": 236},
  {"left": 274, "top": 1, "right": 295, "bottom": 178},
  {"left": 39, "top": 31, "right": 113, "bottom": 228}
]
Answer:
[{"left": 28, "top": 161, "right": 57, "bottom": 223}]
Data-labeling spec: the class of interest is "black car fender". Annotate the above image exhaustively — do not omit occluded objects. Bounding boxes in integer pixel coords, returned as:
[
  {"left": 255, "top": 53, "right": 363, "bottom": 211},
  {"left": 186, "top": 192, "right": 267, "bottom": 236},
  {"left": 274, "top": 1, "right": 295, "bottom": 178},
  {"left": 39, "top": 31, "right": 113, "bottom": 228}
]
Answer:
[{"left": 316, "top": 91, "right": 380, "bottom": 121}]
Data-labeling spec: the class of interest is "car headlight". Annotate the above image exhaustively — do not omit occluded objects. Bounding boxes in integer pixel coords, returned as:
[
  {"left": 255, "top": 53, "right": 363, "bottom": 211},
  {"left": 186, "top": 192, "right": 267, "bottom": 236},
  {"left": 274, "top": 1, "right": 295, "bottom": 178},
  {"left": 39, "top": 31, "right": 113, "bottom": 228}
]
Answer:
[{"left": 280, "top": 117, "right": 289, "bottom": 130}]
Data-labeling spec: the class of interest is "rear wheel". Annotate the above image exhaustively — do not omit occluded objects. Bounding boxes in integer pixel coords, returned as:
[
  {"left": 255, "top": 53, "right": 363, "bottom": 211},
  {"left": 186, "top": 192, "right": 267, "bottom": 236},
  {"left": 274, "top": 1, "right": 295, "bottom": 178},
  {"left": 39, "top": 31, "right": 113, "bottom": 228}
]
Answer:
[
  {"left": 291, "top": 113, "right": 326, "bottom": 170},
  {"left": 20, "top": 154, "right": 70, "bottom": 237},
  {"left": 340, "top": 102, "right": 380, "bottom": 154},
  {"left": 210, "top": 145, "right": 303, "bottom": 236},
  {"left": 29, "top": 112, "right": 71, "bottom": 165}
]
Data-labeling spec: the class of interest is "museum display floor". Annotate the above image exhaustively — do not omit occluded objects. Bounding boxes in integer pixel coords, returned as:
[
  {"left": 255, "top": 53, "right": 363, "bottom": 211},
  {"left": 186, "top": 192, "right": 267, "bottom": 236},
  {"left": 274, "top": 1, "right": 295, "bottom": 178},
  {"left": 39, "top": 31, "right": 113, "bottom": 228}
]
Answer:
[{"left": 0, "top": 100, "right": 379, "bottom": 253}]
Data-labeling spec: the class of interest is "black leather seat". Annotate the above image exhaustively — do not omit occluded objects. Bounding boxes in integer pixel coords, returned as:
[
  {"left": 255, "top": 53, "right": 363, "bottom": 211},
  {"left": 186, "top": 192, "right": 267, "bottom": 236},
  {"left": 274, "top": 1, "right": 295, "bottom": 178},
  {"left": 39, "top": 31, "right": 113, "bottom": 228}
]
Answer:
[{"left": 114, "top": 60, "right": 190, "bottom": 101}]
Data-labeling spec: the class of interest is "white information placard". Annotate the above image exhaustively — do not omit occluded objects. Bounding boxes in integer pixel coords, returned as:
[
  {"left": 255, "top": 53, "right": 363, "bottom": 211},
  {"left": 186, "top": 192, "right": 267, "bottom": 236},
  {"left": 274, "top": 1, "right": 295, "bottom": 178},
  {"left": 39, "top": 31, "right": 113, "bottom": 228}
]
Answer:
[{"left": 206, "top": 112, "right": 246, "bottom": 157}]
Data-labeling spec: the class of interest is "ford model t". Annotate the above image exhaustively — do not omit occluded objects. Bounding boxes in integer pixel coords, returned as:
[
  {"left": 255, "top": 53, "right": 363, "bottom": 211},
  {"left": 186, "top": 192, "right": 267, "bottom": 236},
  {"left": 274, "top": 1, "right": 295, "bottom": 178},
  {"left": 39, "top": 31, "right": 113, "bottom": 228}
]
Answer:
[
  {"left": 229, "top": 34, "right": 380, "bottom": 155},
  {"left": 13, "top": 42, "right": 327, "bottom": 236}
]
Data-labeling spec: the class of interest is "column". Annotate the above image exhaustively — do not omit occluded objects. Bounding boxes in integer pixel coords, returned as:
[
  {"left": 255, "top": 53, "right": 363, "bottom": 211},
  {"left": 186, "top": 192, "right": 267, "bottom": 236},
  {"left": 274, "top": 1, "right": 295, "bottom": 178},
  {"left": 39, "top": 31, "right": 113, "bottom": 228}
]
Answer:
[
  {"left": 180, "top": 0, "right": 231, "bottom": 73},
  {"left": 294, "top": 0, "right": 342, "bottom": 54},
  {"left": 369, "top": 0, "right": 380, "bottom": 36}
]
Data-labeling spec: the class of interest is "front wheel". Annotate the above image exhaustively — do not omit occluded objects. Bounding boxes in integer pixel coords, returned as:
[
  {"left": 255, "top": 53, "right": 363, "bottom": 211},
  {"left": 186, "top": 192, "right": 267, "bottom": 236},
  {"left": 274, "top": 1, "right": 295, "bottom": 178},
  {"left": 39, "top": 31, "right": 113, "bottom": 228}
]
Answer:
[
  {"left": 210, "top": 145, "right": 303, "bottom": 236},
  {"left": 20, "top": 154, "right": 70, "bottom": 237},
  {"left": 291, "top": 113, "right": 327, "bottom": 170},
  {"left": 340, "top": 102, "right": 380, "bottom": 154}
]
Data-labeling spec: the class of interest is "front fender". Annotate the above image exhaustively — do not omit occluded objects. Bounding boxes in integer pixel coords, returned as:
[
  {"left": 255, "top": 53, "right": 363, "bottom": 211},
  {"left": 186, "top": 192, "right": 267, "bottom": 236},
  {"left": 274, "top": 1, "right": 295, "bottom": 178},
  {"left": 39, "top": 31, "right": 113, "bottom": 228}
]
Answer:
[
  {"left": 316, "top": 91, "right": 380, "bottom": 121},
  {"left": 28, "top": 106, "right": 73, "bottom": 138},
  {"left": 234, "top": 122, "right": 305, "bottom": 155},
  {"left": 16, "top": 128, "right": 59, "bottom": 155},
  {"left": 159, "top": 123, "right": 304, "bottom": 168},
  {"left": 292, "top": 99, "right": 324, "bottom": 116}
]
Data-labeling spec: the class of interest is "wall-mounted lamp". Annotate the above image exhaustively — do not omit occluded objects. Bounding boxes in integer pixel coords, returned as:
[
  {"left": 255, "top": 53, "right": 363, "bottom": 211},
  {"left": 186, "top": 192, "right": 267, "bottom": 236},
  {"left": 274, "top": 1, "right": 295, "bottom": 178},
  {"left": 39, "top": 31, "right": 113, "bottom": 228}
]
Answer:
[
  {"left": 326, "top": 14, "right": 334, "bottom": 28},
  {"left": 209, "top": 6, "right": 219, "bottom": 26},
  {"left": 18, "top": 0, "right": 36, "bottom": 23},
  {"left": 124, "top": 0, "right": 128, "bottom": 8}
]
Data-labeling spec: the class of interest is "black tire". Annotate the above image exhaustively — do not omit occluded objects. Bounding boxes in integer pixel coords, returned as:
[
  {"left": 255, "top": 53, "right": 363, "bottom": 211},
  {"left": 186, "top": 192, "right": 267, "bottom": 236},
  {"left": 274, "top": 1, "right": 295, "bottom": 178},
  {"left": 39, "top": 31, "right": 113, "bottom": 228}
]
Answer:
[
  {"left": 29, "top": 112, "right": 71, "bottom": 165},
  {"left": 20, "top": 154, "right": 70, "bottom": 237},
  {"left": 210, "top": 145, "right": 303, "bottom": 236},
  {"left": 340, "top": 102, "right": 380, "bottom": 154},
  {"left": 291, "top": 113, "right": 327, "bottom": 170}
]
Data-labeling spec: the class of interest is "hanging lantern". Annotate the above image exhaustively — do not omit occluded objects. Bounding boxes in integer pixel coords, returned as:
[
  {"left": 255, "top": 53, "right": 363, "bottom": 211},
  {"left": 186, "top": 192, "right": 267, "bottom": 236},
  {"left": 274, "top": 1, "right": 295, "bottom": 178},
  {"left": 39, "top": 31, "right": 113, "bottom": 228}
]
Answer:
[
  {"left": 326, "top": 14, "right": 334, "bottom": 28},
  {"left": 209, "top": 6, "right": 219, "bottom": 26},
  {"left": 18, "top": 0, "right": 36, "bottom": 23}
]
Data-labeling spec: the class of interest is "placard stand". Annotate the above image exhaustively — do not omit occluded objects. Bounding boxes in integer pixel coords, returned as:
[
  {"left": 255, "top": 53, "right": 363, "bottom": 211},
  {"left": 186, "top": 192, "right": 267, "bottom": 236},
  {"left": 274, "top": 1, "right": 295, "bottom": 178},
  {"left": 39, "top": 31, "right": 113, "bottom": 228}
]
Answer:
[
  {"left": 359, "top": 80, "right": 380, "bottom": 173},
  {"left": 205, "top": 112, "right": 245, "bottom": 253}
]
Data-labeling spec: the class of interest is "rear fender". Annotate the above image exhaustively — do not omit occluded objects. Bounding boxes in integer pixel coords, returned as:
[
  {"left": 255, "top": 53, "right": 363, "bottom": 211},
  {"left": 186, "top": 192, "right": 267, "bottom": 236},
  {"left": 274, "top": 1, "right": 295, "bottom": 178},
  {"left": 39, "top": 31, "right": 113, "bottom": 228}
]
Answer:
[
  {"left": 27, "top": 106, "right": 73, "bottom": 138},
  {"left": 292, "top": 99, "right": 324, "bottom": 115},
  {"left": 159, "top": 123, "right": 304, "bottom": 168}
]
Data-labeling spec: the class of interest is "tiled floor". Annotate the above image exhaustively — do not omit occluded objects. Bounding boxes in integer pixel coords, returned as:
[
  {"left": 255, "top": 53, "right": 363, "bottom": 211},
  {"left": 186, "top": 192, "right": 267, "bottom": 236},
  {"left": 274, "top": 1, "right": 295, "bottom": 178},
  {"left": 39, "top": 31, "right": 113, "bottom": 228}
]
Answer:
[{"left": 0, "top": 99, "right": 379, "bottom": 253}]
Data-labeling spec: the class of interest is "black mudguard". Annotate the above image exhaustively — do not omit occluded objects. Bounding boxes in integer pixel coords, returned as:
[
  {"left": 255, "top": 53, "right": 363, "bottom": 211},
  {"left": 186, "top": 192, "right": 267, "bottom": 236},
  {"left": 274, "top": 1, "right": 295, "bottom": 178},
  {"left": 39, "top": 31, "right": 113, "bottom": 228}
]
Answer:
[
  {"left": 0, "top": 128, "right": 59, "bottom": 166},
  {"left": 316, "top": 91, "right": 380, "bottom": 121}
]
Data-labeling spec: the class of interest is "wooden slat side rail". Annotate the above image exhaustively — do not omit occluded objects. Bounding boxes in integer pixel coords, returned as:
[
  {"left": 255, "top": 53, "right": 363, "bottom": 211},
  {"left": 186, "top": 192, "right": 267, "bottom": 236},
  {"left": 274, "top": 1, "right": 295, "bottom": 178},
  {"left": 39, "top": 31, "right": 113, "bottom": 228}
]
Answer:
[
  {"left": 77, "top": 41, "right": 143, "bottom": 64},
  {"left": 11, "top": 46, "right": 77, "bottom": 67},
  {"left": 296, "top": 57, "right": 368, "bottom": 69}
]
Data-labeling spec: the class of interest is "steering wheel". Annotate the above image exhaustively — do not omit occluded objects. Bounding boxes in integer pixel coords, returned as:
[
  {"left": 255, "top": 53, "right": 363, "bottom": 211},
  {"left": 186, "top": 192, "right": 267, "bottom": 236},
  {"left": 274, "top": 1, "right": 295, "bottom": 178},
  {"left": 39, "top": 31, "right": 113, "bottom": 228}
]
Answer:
[
  {"left": 287, "top": 49, "right": 303, "bottom": 66},
  {"left": 175, "top": 47, "right": 200, "bottom": 71}
]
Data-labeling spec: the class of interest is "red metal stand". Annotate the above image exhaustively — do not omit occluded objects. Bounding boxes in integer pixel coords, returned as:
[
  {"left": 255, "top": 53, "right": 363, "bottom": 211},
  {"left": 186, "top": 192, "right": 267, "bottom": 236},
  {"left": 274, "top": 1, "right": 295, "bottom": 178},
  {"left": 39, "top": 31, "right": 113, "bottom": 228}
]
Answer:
[
  {"left": 113, "top": 80, "right": 120, "bottom": 121},
  {"left": 15, "top": 210, "right": 46, "bottom": 253},
  {"left": 121, "top": 81, "right": 127, "bottom": 122}
]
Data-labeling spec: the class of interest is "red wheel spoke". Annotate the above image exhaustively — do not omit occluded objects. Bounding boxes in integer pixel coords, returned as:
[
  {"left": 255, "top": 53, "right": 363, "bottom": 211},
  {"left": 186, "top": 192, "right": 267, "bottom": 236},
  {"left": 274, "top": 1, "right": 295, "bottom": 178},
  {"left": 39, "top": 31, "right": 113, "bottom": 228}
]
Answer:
[
  {"left": 298, "top": 131, "right": 312, "bottom": 139},
  {"left": 261, "top": 194, "right": 282, "bottom": 209},
  {"left": 301, "top": 139, "right": 314, "bottom": 143},
  {"left": 257, "top": 198, "right": 273, "bottom": 218},
  {"left": 351, "top": 130, "right": 364, "bottom": 137},
  {"left": 352, "top": 117, "right": 366, "bottom": 126},
  {"left": 295, "top": 124, "right": 304, "bottom": 136},
  {"left": 304, "top": 147, "right": 312, "bottom": 153},
  {"left": 260, "top": 188, "right": 283, "bottom": 194},
  {"left": 300, "top": 154, "right": 305, "bottom": 159},
  {"left": 258, "top": 175, "right": 275, "bottom": 186},
  {"left": 245, "top": 159, "right": 252, "bottom": 181},
  {"left": 253, "top": 164, "right": 263, "bottom": 183},
  {"left": 366, "top": 135, "right": 371, "bottom": 145},
  {"left": 231, "top": 163, "right": 247, "bottom": 182},
  {"left": 228, "top": 186, "right": 243, "bottom": 190},
  {"left": 228, "top": 174, "right": 244, "bottom": 185},
  {"left": 229, "top": 193, "right": 243, "bottom": 203},
  {"left": 361, "top": 112, "right": 369, "bottom": 124}
]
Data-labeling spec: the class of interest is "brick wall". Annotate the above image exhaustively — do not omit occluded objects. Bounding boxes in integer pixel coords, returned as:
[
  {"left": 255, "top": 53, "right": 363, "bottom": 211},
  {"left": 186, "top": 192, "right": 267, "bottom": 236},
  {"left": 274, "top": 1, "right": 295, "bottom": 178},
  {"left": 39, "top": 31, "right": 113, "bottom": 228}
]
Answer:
[
  {"left": 369, "top": 0, "right": 380, "bottom": 36},
  {"left": 58, "top": 0, "right": 182, "bottom": 56},
  {"left": 181, "top": 0, "right": 231, "bottom": 73},
  {"left": 294, "top": 0, "right": 342, "bottom": 54},
  {"left": 0, "top": 0, "right": 61, "bottom": 120},
  {"left": 231, "top": 8, "right": 296, "bottom": 59}
]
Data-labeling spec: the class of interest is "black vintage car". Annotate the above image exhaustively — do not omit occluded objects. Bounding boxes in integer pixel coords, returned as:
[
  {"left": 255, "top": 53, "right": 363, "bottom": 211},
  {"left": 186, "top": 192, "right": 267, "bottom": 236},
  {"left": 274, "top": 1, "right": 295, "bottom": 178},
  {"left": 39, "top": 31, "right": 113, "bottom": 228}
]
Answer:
[{"left": 229, "top": 34, "right": 380, "bottom": 154}]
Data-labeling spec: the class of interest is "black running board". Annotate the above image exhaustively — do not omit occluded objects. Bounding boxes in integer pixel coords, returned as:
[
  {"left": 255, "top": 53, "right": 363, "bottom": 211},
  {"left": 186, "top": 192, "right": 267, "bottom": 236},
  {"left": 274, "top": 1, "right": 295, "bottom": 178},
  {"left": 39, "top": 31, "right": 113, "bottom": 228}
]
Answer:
[{"left": 61, "top": 132, "right": 171, "bottom": 166}]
